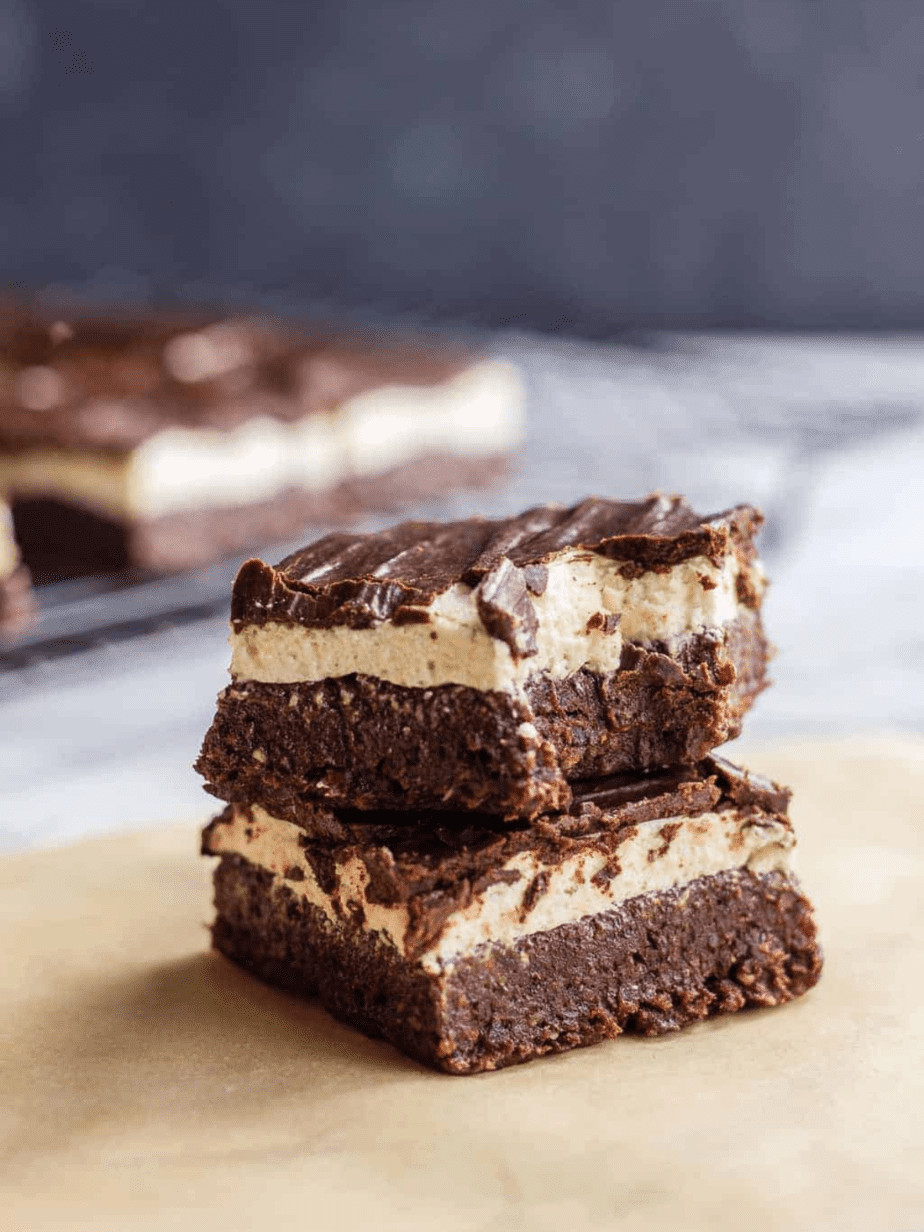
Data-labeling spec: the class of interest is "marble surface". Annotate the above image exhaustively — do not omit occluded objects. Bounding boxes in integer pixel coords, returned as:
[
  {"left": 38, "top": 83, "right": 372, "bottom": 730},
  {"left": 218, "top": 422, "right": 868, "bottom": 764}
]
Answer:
[{"left": 2, "top": 332, "right": 922, "bottom": 851}]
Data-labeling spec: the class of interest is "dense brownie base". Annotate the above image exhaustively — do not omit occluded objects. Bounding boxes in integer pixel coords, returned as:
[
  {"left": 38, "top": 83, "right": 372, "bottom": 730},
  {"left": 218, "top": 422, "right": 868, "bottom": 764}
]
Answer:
[
  {"left": 0, "top": 564, "right": 34, "bottom": 634},
  {"left": 210, "top": 855, "right": 822, "bottom": 1074},
  {"left": 197, "top": 673, "right": 568, "bottom": 819},
  {"left": 10, "top": 452, "right": 508, "bottom": 578},
  {"left": 12, "top": 498, "right": 131, "bottom": 580},
  {"left": 196, "top": 614, "right": 768, "bottom": 819}
]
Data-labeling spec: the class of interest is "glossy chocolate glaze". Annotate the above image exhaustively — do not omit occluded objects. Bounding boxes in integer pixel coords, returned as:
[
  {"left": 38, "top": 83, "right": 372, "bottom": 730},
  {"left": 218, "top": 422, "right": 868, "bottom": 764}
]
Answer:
[{"left": 230, "top": 496, "right": 763, "bottom": 648}]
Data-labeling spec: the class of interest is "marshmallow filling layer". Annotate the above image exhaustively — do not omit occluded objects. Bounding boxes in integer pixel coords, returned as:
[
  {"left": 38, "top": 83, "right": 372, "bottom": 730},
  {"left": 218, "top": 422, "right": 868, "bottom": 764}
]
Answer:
[{"left": 205, "top": 802, "right": 795, "bottom": 975}]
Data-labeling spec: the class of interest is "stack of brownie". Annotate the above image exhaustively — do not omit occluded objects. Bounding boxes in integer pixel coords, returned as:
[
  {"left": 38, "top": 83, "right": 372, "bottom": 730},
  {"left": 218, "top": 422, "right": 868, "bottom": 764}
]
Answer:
[{"left": 198, "top": 494, "right": 822, "bottom": 1073}]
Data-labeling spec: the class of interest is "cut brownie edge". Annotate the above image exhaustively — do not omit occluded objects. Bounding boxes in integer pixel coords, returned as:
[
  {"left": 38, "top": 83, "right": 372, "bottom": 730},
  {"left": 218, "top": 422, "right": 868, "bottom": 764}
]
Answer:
[{"left": 210, "top": 855, "right": 822, "bottom": 1075}]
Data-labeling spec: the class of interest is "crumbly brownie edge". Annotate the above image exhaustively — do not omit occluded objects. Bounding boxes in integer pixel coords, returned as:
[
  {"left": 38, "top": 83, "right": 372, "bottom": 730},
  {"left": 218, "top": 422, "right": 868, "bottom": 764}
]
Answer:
[
  {"left": 9, "top": 452, "right": 509, "bottom": 577},
  {"left": 196, "top": 673, "right": 570, "bottom": 820},
  {"left": 195, "top": 614, "right": 768, "bottom": 821},
  {"left": 529, "top": 606, "right": 770, "bottom": 778},
  {"left": 210, "top": 854, "right": 823, "bottom": 1075}
]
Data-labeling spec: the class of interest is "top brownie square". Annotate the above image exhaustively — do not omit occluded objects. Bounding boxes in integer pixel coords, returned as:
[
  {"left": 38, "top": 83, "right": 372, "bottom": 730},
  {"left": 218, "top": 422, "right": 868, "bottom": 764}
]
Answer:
[{"left": 197, "top": 494, "right": 769, "bottom": 820}]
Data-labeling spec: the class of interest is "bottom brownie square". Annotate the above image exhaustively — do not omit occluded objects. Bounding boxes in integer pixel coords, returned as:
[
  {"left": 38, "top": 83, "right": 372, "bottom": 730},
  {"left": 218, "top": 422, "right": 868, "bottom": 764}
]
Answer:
[{"left": 201, "top": 758, "right": 822, "bottom": 1074}]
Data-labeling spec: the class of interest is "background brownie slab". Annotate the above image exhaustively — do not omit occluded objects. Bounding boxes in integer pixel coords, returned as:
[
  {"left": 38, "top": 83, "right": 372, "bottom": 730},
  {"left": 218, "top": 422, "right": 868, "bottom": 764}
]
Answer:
[
  {"left": 0, "top": 305, "right": 522, "bottom": 576},
  {"left": 199, "top": 496, "right": 769, "bottom": 818},
  {"left": 202, "top": 758, "right": 820, "bottom": 1073},
  {"left": 0, "top": 501, "right": 33, "bottom": 634},
  {"left": 0, "top": 306, "right": 473, "bottom": 446}
]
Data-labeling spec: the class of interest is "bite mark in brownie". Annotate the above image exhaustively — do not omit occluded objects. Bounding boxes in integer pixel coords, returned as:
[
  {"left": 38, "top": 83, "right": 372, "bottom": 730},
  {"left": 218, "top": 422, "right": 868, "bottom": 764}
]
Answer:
[{"left": 198, "top": 497, "right": 769, "bottom": 816}]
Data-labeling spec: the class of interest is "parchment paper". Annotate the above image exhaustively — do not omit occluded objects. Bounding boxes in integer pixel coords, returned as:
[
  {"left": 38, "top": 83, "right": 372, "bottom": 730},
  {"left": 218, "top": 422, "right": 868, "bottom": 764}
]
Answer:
[{"left": 2, "top": 737, "right": 923, "bottom": 1231}]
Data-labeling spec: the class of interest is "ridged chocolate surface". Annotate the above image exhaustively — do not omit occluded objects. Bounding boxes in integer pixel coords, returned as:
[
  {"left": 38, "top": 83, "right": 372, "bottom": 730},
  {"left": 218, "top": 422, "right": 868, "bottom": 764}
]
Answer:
[
  {"left": 0, "top": 305, "right": 474, "bottom": 452},
  {"left": 230, "top": 495, "right": 763, "bottom": 634}
]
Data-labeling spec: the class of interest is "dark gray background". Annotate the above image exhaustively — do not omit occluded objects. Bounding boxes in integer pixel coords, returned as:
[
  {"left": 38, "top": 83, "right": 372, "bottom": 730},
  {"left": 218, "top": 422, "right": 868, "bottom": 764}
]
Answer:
[{"left": 2, "top": 0, "right": 923, "bottom": 331}]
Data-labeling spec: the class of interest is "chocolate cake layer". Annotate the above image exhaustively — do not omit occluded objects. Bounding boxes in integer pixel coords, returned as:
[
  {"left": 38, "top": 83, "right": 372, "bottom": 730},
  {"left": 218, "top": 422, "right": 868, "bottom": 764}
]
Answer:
[
  {"left": 0, "top": 305, "right": 522, "bottom": 575},
  {"left": 203, "top": 761, "right": 820, "bottom": 1072},
  {"left": 212, "top": 862, "right": 820, "bottom": 1074},
  {"left": 200, "top": 495, "right": 769, "bottom": 816}
]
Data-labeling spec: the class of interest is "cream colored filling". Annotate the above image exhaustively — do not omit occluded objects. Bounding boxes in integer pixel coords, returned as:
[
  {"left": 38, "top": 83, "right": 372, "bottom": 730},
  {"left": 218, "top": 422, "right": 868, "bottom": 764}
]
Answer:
[
  {"left": 0, "top": 504, "right": 17, "bottom": 576},
  {"left": 0, "top": 359, "right": 523, "bottom": 519},
  {"left": 206, "top": 802, "right": 794, "bottom": 974},
  {"left": 230, "top": 549, "right": 745, "bottom": 692},
  {"left": 340, "top": 359, "right": 523, "bottom": 475}
]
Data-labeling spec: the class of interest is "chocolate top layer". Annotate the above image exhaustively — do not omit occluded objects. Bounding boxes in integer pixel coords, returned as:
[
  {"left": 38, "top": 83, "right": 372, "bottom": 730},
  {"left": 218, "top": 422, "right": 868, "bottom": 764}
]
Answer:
[
  {"left": 0, "top": 305, "right": 474, "bottom": 452},
  {"left": 230, "top": 495, "right": 763, "bottom": 640}
]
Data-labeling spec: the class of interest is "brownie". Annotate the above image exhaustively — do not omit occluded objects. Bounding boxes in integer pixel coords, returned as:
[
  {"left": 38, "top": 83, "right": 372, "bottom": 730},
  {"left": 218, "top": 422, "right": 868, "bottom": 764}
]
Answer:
[
  {"left": 0, "top": 304, "right": 523, "bottom": 576},
  {"left": 197, "top": 495, "right": 770, "bottom": 819},
  {"left": 201, "top": 756, "right": 822, "bottom": 1074},
  {"left": 0, "top": 500, "right": 32, "bottom": 635}
]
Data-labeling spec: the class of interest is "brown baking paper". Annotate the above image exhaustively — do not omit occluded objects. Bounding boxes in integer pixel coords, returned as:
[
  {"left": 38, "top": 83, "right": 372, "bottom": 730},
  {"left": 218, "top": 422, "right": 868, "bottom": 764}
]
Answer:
[{"left": 2, "top": 737, "right": 923, "bottom": 1232}]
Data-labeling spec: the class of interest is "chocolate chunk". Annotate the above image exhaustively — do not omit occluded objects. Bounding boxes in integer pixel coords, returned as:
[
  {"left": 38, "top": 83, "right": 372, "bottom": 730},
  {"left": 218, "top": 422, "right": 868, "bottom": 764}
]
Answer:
[
  {"left": 585, "top": 611, "right": 620, "bottom": 634},
  {"left": 474, "top": 558, "right": 539, "bottom": 658},
  {"left": 522, "top": 563, "right": 549, "bottom": 595},
  {"left": 232, "top": 496, "right": 763, "bottom": 632}
]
